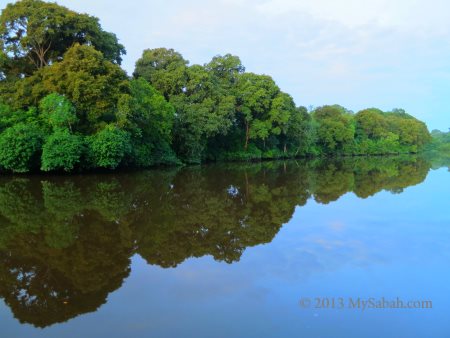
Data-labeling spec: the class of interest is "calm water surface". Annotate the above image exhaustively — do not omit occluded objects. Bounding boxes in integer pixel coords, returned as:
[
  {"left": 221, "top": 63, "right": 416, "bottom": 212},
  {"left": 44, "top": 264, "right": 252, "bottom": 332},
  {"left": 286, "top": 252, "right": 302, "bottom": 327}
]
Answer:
[{"left": 0, "top": 156, "right": 449, "bottom": 338}]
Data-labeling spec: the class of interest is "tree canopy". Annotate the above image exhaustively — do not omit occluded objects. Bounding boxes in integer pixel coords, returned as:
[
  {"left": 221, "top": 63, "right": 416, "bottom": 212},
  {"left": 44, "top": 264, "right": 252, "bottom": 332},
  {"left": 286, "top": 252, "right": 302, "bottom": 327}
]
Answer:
[{"left": 0, "top": 0, "right": 125, "bottom": 79}]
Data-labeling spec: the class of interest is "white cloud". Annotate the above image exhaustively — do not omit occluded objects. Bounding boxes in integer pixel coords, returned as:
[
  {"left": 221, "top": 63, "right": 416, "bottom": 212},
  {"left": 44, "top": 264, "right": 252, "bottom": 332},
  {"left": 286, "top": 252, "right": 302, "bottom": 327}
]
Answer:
[{"left": 255, "top": 0, "right": 450, "bottom": 34}]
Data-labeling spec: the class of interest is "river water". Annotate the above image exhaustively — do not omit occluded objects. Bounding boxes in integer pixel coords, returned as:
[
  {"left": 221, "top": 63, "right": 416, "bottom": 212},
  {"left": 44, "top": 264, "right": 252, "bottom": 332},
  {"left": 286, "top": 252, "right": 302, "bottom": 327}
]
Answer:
[{"left": 0, "top": 155, "right": 449, "bottom": 337}]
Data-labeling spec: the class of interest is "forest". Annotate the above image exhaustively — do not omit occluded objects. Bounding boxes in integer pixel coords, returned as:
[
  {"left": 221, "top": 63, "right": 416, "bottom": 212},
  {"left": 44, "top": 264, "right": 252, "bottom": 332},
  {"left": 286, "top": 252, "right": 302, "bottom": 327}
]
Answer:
[{"left": 0, "top": 0, "right": 437, "bottom": 173}]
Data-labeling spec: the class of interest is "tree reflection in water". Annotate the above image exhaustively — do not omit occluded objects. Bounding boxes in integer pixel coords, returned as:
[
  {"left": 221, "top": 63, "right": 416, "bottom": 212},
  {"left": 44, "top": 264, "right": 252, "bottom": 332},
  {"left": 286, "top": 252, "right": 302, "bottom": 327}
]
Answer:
[{"left": 0, "top": 155, "right": 440, "bottom": 327}]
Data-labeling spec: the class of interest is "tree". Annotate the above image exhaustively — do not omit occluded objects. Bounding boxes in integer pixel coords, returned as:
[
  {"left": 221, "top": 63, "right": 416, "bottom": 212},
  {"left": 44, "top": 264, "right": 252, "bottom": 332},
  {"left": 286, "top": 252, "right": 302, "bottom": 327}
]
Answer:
[
  {"left": 355, "top": 108, "right": 387, "bottom": 140},
  {"left": 0, "top": 123, "right": 43, "bottom": 172},
  {"left": 133, "top": 48, "right": 188, "bottom": 100},
  {"left": 12, "top": 44, "right": 129, "bottom": 131},
  {"left": 41, "top": 130, "right": 84, "bottom": 172},
  {"left": 0, "top": 103, "right": 40, "bottom": 133},
  {"left": 88, "top": 125, "right": 131, "bottom": 169},
  {"left": 312, "top": 105, "right": 355, "bottom": 154},
  {"left": 134, "top": 50, "right": 245, "bottom": 163},
  {"left": 286, "top": 106, "right": 313, "bottom": 155},
  {"left": 39, "top": 93, "right": 78, "bottom": 131},
  {"left": 235, "top": 73, "right": 281, "bottom": 150},
  {"left": 385, "top": 109, "right": 431, "bottom": 151},
  {"left": 0, "top": 0, "right": 125, "bottom": 79},
  {"left": 117, "top": 78, "right": 176, "bottom": 166},
  {"left": 426, "top": 129, "right": 450, "bottom": 157},
  {"left": 205, "top": 54, "right": 245, "bottom": 88},
  {"left": 118, "top": 78, "right": 174, "bottom": 143},
  {"left": 269, "top": 92, "right": 296, "bottom": 152},
  {"left": 171, "top": 64, "right": 236, "bottom": 163}
]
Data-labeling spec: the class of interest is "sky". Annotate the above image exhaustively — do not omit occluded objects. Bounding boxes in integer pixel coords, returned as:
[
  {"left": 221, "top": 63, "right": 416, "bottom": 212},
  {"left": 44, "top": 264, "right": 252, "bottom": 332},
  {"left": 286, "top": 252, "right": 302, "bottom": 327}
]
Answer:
[{"left": 3, "top": 0, "right": 449, "bottom": 130}]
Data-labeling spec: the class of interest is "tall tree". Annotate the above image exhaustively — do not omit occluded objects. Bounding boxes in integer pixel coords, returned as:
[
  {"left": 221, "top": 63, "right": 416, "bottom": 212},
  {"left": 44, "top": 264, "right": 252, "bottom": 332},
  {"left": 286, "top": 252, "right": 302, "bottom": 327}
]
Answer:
[
  {"left": 12, "top": 44, "right": 129, "bottom": 132},
  {"left": 117, "top": 78, "right": 176, "bottom": 166},
  {"left": 133, "top": 48, "right": 188, "bottom": 100},
  {"left": 269, "top": 92, "right": 296, "bottom": 152},
  {"left": 355, "top": 108, "right": 387, "bottom": 140},
  {"left": 312, "top": 105, "right": 355, "bottom": 154},
  {"left": 171, "top": 64, "right": 236, "bottom": 163},
  {"left": 235, "top": 73, "right": 281, "bottom": 149},
  {"left": 0, "top": 0, "right": 125, "bottom": 79},
  {"left": 205, "top": 54, "right": 245, "bottom": 88},
  {"left": 286, "top": 106, "right": 313, "bottom": 155}
]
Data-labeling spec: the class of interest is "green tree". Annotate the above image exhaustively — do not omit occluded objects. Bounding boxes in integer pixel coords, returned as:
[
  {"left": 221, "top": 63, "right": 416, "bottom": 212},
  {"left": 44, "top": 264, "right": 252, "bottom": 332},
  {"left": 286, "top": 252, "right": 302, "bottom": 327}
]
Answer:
[
  {"left": 118, "top": 78, "right": 176, "bottom": 166},
  {"left": 312, "top": 105, "right": 355, "bottom": 154},
  {"left": 286, "top": 106, "right": 314, "bottom": 156},
  {"left": 0, "top": 0, "right": 125, "bottom": 79},
  {"left": 171, "top": 64, "right": 236, "bottom": 163},
  {"left": 88, "top": 125, "right": 131, "bottom": 169},
  {"left": 385, "top": 109, "right": 431, "bottom": 152},
  {"left": 427, "top": 129, "right": 450, "bottom": 154},
  {"left": 12, "top": 44, "right": 129, "bottom": 131},
  {"left": 41, "top": 130, "right": 84, "bottom": 172},
  {"left": 0, "top": 103, "right": 41, "bottom": 132},
  {"left": 39, "top": 93, "right": 78, "bottom": 131},
  {"left": 269, "top": 92, "right": 296, "bottom": 153},
  {"left": 133, "top": 48, "right": 188, "bottom": 100},
  {"left": 205, "top": 54, "right": 245, "bottom": 88},
  {"left": 134, "top": 50, "right": 244, "bottom": 163},
  {"left": 236, "top": 73, "right": 281, "bottom": 150},
  {"left": 0, "top": 123, "right": 43, "bottom": 173},
  {"left": 119, "top": 78, "right": 174, "bottom": 143},
  {"left": 355, "top": 108, "right": 387, "bottom": 140}
]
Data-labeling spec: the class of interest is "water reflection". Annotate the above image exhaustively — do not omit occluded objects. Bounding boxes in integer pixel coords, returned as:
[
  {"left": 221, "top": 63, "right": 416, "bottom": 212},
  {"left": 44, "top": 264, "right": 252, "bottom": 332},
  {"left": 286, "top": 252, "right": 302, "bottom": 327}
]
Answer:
[{"left": 0, "top": 155, "right": 442, "bottom": 328}]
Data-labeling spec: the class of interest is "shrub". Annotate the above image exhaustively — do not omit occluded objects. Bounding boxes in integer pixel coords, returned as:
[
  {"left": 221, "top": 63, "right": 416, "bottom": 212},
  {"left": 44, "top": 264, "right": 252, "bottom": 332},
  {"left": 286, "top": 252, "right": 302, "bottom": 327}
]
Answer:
[
  {"left": 0, "top": 123, "right": 43, "bottom": 173},
  {"left": 88, "top": 125, "right": 131, "bottom": 169},
  {"left": 41, "top": 130, "right": 85, "bottom": 172}
]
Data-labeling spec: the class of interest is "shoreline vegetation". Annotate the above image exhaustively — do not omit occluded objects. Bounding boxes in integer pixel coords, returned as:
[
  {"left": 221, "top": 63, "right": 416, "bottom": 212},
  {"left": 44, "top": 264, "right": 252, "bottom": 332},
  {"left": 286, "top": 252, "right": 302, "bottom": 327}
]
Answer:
[{"left": 0, "top": 0, "right": 447, "bottom": 174}]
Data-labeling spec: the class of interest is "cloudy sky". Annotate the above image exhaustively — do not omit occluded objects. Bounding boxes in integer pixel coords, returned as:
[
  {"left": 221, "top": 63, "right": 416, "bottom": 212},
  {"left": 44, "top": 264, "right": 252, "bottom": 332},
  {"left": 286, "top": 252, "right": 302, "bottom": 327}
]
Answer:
[{"left": 5, "top": 0, "right": 449, "bottom": 129}]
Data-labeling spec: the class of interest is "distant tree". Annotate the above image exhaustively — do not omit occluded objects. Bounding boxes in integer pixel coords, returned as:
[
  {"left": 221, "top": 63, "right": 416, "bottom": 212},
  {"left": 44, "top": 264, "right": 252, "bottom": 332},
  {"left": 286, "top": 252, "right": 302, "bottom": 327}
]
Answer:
[
  {"left": 286, "top": 106, "right": 313, "bottom": 155},
  {"left": 312, "top": 105, "right": 355, "bottom": 154},
  {"left": 355, "top": 108, "right": 387, "bottom": 140}
]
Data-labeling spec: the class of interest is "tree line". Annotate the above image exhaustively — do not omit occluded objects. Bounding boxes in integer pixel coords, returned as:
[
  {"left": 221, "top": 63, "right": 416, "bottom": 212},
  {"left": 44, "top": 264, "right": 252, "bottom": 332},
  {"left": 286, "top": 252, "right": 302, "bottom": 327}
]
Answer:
[{"left": 0, "top": 0, "right": 433, "bottom": 173}]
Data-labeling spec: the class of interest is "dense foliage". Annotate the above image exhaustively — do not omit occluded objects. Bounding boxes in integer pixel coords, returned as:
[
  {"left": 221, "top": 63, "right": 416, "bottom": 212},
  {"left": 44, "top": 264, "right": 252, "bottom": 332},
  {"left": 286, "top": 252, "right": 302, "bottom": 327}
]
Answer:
[
  {"left": 428, "top": 129, "right": 450, "bottom": 153},
  {"left": 423, "top": 129, "right": 450, "bottom": 167},
  {"left": 0, "top": 0, "right": 433, "bottom": 172}
]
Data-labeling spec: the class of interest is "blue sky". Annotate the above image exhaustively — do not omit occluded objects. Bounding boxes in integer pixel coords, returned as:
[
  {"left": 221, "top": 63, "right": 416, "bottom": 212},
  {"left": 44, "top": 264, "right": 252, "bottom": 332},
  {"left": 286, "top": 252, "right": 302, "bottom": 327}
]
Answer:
[{"left": 4, "top": 0, "right": 450, "bottom": 130}]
